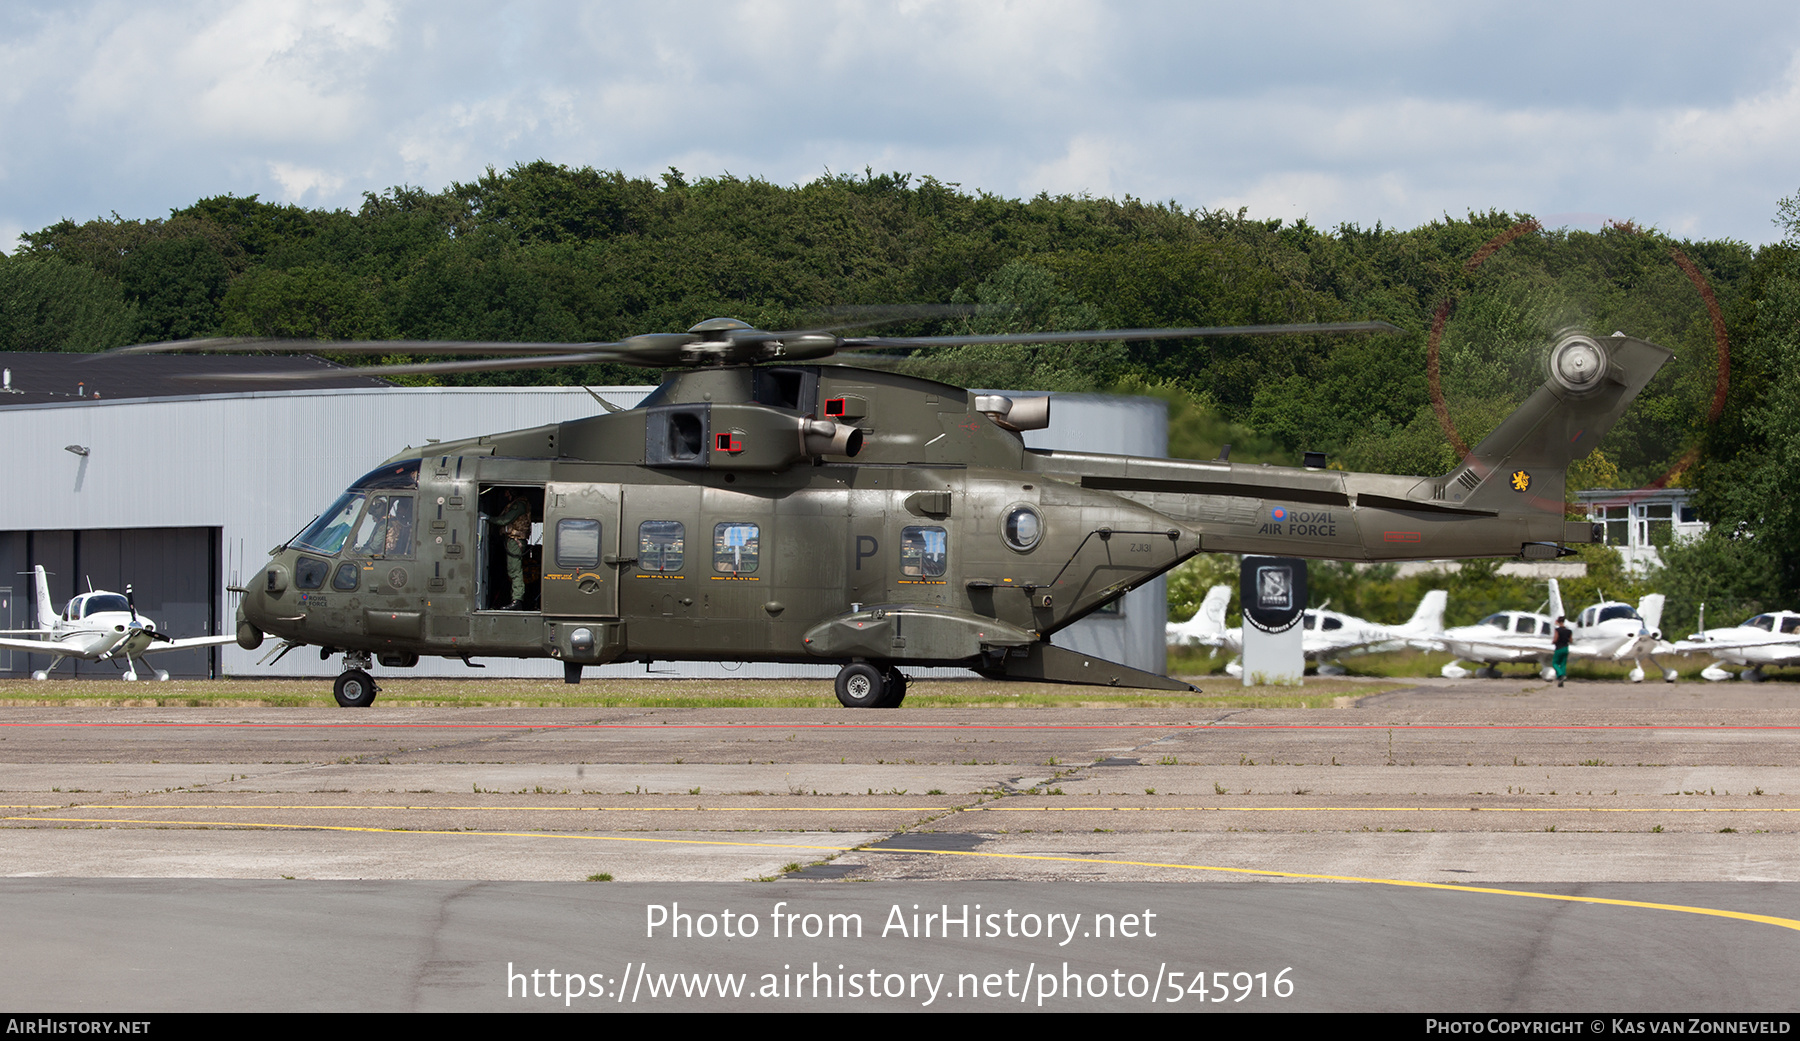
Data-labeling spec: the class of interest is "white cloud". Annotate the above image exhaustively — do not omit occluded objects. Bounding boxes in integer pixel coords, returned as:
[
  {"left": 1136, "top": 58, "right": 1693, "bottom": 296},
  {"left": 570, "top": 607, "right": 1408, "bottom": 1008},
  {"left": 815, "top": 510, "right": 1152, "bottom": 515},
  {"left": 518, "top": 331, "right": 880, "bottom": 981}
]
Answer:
[
  {"left": 3, "top": 1, "right": 1800, "bottom": 244},
  {"left": 267, "top": 161, "right": 345, "bottom": 202}
]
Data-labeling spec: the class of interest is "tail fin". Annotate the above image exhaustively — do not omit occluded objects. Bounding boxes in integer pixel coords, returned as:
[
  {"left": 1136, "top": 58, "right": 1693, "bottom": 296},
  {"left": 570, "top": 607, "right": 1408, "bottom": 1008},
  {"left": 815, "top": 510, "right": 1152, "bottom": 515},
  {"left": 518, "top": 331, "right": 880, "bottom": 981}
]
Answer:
[
  {"left": 1169, "top": 584, "right": 1231, "bottom": 644},
  {"left": 1637, "top": 593, "right": 1666, "bottom": 636},
  {"left": 1197, "top": 584, "right": 1230, "bottom": 633},
  {"left": 1402, "top": 590, "right": 1448, "bottom": 634},
  {"left": 1451, "top": 334, "right": 1672, "bottom": 514},
  {"left": 33, "top": 566, "right": 56, "bottom": 630},
  {"left": 1548, "top": 579, "right": 1565, "bottom": 623}
]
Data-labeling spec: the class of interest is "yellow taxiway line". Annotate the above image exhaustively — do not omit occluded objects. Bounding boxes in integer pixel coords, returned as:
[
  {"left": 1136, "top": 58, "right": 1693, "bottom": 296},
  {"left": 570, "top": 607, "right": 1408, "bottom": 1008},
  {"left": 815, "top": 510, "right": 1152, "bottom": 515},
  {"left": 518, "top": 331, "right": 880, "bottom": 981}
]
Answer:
[{"left": 6, "top": 812, "right": 1799, "bottom": 934}]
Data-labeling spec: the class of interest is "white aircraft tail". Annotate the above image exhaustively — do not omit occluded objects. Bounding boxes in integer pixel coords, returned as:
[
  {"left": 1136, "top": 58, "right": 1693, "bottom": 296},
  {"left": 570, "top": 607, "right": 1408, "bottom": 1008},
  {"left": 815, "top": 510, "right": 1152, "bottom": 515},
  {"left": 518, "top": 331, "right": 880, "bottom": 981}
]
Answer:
[
  {"left": 1548, "top": 579, "right": 1565, "bottom": 623},
  {"left": 32, "top": 566, "right": 56, "bottom": 630},
  {"left": 1168, "top": 584, "right": 1231, "bottom": 644},
  {"left": 1401, "top": 590, "right": 1448, "bottom": 635},
  {"left": 1637, "top": 593, "right": 1666, "bottom": 636}
]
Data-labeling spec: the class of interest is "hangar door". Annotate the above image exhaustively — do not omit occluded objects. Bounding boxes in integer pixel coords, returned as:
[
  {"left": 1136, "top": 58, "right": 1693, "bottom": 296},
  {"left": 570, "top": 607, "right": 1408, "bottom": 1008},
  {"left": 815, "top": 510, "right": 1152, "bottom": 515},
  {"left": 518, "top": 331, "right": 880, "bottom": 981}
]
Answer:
[{"left": 0, "top": 528, "right": 223, "bottom": 679}]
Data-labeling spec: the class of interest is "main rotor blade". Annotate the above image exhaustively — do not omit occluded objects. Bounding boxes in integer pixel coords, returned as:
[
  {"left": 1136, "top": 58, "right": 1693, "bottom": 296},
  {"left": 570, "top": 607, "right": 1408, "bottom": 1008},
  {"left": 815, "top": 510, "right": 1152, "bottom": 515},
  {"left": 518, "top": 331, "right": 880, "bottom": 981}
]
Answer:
[
  {"left": 763, "top": 303, "right": 978, "bottom": 339},
  {"left": 109, "top": 337, "right": 621, "bottom": 357},
  {"left": 182, "top": 348, "right": 652, "bottom": 383},
  {"left": 838, "top": 319, "right": 1403, "bottom": 349}
]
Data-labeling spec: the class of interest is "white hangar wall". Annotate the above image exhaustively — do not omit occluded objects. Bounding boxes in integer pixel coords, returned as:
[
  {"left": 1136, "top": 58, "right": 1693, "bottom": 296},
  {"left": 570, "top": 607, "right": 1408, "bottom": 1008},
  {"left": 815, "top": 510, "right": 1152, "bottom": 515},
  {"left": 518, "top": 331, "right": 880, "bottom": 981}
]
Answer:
[{"left": 0, "top": 385, "right": 1167, "bottom": 680}]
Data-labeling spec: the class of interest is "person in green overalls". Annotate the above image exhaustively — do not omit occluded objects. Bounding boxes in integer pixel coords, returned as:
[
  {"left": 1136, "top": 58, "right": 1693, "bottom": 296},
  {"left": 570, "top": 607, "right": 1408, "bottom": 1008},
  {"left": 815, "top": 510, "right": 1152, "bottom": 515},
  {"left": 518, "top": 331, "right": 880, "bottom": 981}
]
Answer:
[
  {"left": 490, "top": 489, "right": 531, "bottom": 610},
  {"left": 1552, "top": 616, "right": 1572, "bottom": 687}
]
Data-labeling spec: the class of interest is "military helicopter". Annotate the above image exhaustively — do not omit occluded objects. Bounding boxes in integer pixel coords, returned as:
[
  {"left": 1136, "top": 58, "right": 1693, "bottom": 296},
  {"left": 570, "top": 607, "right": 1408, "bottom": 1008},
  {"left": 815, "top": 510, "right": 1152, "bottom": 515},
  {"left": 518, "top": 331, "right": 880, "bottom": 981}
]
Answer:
[{"left": 122, "top": 319, "right": 1670, "bottom": 707}]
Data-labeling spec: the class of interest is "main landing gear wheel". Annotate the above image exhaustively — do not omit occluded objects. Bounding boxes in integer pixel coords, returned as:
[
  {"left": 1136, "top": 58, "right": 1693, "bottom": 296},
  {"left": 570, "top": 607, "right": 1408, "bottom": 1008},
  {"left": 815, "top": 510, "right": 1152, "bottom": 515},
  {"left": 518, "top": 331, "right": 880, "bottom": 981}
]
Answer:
[
  {"left": 334, "top": 669, "right": 379, "bottom": 708},
  {"left": 835, "top": 662, "right": 904, "bottom": 708},
  {"left": 879, "top": 667, "right": 908, "bottom": 709},
  {"left": 834, "top": 662, "right": 884, "bottom": 708}
]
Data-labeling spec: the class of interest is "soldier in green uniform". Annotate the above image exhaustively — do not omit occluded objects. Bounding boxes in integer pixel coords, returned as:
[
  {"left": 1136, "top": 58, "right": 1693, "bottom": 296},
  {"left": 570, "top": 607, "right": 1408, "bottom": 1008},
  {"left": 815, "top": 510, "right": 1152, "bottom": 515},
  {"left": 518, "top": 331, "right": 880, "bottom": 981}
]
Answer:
[{"left": 490, "top": 489, "right": 531, "bottom": 610}]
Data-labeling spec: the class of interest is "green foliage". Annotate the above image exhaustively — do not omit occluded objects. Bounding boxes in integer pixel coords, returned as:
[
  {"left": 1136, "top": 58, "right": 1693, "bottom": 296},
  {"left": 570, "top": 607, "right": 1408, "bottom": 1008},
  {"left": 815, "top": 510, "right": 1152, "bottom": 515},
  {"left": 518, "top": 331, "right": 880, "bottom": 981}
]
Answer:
[
  {"left": 220, "top": 265, "right": 389, "bottom": 340},
  {"left": 1651, "top": 530, "right": 1780, "bottom": 637},
  {"left": 1165, "top": 553, "right": 1239, "bottom": 623},
  {"left": 0, "top": 257, "right": 139, "bottom": 351}
]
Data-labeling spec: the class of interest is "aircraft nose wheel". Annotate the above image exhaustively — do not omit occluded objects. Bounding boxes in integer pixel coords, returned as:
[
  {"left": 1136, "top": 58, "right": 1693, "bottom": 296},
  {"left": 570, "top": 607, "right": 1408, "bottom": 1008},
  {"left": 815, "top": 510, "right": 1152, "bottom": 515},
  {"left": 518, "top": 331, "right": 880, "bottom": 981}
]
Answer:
[
  {"left": 834, "top": 662, "right": 905, "bottom": 708},
  {"left": 333, "top": 669, "right": 379, "bottom": 708}
]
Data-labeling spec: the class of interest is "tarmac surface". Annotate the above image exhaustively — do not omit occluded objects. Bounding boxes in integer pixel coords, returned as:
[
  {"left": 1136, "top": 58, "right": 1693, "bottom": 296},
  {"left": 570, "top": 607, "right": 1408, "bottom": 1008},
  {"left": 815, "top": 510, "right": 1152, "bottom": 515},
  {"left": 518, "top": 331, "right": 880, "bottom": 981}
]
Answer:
[{"left": 1, "top": 674, "right": 1795, "bottom": 1011}]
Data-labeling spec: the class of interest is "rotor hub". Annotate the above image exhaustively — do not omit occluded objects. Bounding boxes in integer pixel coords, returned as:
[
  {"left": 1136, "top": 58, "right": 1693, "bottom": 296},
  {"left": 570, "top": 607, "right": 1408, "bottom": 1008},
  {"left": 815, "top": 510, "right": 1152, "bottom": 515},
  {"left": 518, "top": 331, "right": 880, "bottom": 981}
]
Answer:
[{"left": 1548, "top": 334, "right": 1607, "bottom": 394}]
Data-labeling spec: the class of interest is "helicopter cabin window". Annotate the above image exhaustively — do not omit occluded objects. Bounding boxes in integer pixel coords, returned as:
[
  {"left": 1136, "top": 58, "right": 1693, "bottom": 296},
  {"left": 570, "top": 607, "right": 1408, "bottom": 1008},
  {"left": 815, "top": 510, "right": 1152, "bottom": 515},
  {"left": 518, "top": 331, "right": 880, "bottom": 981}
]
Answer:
[
  {"left": 713, "top": 522, "right": 760, "bottom": 574},
  {"left": 332, "top": 562, "right": 359, "bottom": 591},
  {"left": 639, "top": 521, "right": 685, "bottom": 572},
  {"left": 900, "top": 526, "right": 947, "bottom": 578},
  {"left": 1003, "top": 505, "right": 1043, "bottom": 552},
  {"left": 295, "top": 556, "right": 329, "bottom": 590},
  {"left": 350, "top": 495, "right": 414, "bottom": 558},
  {"left": 556, "top": 519, "right": 602, "bottom": 570}
]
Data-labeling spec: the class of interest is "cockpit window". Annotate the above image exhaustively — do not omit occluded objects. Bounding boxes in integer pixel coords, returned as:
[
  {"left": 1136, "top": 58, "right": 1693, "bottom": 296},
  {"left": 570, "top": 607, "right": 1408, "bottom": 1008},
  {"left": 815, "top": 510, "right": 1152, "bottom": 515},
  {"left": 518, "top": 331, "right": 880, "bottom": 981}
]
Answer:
[
  {"left": 83, "top": 594, "right": 130, "bottom": 616},
  {"left": 1747, "top": 614, "right": 1775, "bottom": 631},
  {"left": 350, "top": 459, "right": 421, "bottom": 491},
  {"left": 1479, "top": 613, "right": 1508, "bottom": 629},
  {"left": 292, "top": 492, "right": 367, "bottom": 556},
  {"left": 1598, "top": 605, "right": 1642, "bottom": 624},
  {"left": 351, "top": 495, "right": 414, "bottom": 558}
]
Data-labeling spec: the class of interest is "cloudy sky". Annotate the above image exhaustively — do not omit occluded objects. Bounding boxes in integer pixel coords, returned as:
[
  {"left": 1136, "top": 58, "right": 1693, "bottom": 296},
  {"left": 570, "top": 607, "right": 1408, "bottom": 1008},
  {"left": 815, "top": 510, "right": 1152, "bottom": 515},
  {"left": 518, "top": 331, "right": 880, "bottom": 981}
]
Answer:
[{"left": 5, "top": 1, "right": 1800, "bottom": 252}]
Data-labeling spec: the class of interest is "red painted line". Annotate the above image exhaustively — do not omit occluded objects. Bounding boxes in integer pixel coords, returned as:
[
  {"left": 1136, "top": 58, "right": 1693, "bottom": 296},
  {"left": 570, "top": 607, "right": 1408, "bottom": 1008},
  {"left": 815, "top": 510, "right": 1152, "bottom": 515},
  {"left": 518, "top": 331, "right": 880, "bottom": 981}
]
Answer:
[{"left": 0, "top": 721, "right": 1796, "bottom": 733}]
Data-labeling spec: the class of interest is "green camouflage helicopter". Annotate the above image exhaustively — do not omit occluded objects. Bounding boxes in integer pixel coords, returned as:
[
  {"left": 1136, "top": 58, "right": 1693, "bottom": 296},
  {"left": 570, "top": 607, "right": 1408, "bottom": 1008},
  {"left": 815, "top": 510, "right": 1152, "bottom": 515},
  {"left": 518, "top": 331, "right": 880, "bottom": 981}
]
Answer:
[{"left": 125, "top": 319, "right": 1667, "bottom": 707}]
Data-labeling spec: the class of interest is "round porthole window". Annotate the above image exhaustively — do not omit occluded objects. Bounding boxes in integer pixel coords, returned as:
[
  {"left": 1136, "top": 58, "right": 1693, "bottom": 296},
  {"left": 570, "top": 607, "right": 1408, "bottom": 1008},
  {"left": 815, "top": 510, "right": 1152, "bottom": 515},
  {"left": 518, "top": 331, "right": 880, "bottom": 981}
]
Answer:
[{"left": 1003, "top": 504, "right": 1042, "bottom": 551}]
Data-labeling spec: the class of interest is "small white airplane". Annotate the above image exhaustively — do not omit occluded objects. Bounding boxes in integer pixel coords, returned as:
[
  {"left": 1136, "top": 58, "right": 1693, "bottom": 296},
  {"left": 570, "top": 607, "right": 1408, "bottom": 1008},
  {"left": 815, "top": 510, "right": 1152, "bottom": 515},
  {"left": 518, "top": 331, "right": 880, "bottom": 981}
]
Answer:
[
  {"left": 0, "top": 566, "right": 235, "bottom": 681},
  {"left": 1429, "top": 580, "right": 1676, "bottom": 682},
  {"left": 1668, "top": 608, "right": 1800, "bottom": 682},
  {"left": 1168, "top": 584, "right": 1447, "bottom": 676},
  {"left": 1436, "top": 606, "right": 1559, "bottom": 679}
]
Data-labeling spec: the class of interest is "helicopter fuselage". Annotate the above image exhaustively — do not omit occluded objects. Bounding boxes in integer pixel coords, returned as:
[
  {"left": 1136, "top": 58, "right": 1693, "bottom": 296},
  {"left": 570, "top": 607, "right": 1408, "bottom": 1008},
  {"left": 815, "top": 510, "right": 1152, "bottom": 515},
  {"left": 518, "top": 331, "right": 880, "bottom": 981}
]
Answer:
[{"left": 237, "top": 338, "right": 1666, "bottom": 705}]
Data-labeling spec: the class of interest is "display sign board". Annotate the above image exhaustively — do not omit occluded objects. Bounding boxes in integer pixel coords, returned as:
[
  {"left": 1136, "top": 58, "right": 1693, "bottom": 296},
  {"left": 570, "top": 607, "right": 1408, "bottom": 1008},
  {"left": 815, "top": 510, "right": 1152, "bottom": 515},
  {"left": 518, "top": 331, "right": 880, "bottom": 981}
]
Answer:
[{"left": 1240, "top": 555, "right": 1307, "bottom": 686}]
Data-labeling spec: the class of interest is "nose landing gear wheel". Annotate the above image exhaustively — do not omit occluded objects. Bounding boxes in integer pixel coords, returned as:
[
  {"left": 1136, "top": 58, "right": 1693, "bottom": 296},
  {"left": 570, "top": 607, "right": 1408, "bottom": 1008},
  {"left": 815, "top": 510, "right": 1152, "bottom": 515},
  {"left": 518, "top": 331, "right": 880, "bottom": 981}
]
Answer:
[{"left": 334, "top": 668, "right": 379, "bottom": 708}]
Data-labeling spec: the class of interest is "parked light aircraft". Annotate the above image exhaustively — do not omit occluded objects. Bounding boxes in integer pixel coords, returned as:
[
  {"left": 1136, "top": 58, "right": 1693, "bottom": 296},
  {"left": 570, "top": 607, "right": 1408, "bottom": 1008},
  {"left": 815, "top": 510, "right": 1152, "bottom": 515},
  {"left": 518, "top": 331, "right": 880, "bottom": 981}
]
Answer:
[
  {"left": 1168, "top": 583, "right": 1447, "bottom": 675},
  {"left": 0, "top": 567, "right": 235, "bottom": 680},
  {"left": 1428, "top": 580, "right": 1676, "bottom": 682},
  {"left": 1669, "top": 609, "right": 1800, "bottom": 682}
]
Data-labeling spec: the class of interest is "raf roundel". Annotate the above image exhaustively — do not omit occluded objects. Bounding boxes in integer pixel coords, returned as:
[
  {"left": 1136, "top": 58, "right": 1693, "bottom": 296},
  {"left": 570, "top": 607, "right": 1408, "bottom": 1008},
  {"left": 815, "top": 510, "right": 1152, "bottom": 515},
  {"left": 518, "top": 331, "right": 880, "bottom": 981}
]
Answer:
[{"left": 1270, "top": 507, "right": 1288, "bottom": 522}]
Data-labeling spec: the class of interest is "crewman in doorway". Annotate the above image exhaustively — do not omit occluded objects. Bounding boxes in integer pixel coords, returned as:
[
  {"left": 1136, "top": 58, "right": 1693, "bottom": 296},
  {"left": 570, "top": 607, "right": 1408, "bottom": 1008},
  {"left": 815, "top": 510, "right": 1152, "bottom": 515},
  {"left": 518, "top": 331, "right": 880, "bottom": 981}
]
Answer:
[{"left": 490, "top": 489, "right": 531, "bottom": 610}]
